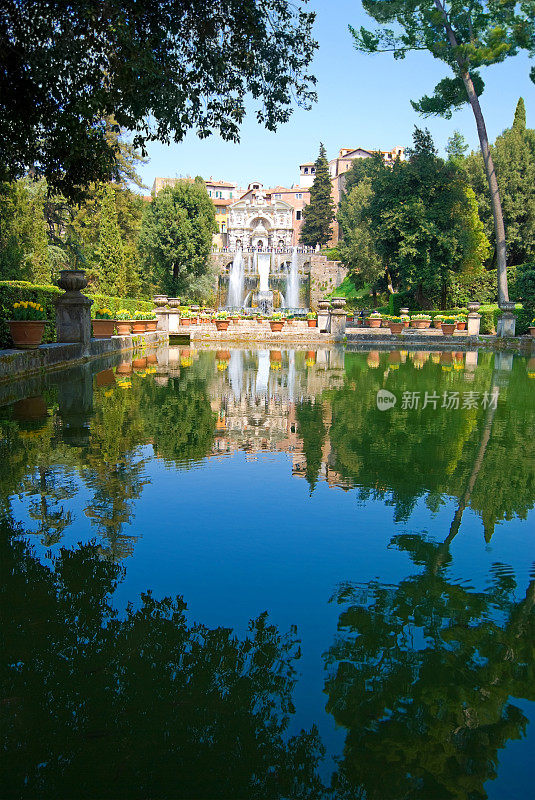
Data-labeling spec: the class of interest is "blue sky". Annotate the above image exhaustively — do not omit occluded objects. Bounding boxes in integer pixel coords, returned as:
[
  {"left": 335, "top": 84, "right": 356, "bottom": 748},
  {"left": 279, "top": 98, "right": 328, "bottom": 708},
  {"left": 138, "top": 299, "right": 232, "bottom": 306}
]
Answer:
[{"left": 137, "top": 0, "right": 534, "bottom": 193}]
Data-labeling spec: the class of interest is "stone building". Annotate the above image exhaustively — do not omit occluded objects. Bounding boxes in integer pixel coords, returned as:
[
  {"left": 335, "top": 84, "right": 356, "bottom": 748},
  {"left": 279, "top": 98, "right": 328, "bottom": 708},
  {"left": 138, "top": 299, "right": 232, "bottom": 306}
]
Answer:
[{"left": 226, "top": 187, "right": 294, "bottom": 251}]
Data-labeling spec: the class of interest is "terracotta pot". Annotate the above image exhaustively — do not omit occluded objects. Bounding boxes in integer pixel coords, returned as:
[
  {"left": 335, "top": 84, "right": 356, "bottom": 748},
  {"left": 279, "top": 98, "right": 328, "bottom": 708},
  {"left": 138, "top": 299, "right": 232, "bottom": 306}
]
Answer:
[
  {"left": 440, "top": 352, "right": 454, "bottom": 365},
  {"left": 116, "top": 362, "right": 132, "bottom": 374},
  {"left": 132, "top": 357, "right": 147, "bottom": 369},
  {"left": 307, "top": 319, "right": 317, "bottom": 327},
  {"left": 367, "top": 351, "right": 380, "bottom": 368},
  {"left": 131, "top": 321, "right": 146, "bottom": 333},
  {"left": 433, "top": 320, "right": 443, "bottom": 328},
  {"left": 366, "top": 318, "right": 382, "bottom": 328},
  {"left": 92, "top": 319, "right": 115, "bottom": 339},
  {"left": 411, "top": 320, "right": 429, "bottom": 329},
  {"left": 180, "top": 348, "right": 191, "bottom": 357},
  {"left": 381, "top": 318, "right": 390, "bottom": 327},
  {"left": 116, "top": 321, "right": 132, "bottom": 335},
  {"left": 442, "top": 323, "right": 456, "bottom": 336},
  {"left": 456, "top": 321, "right": 467, "bottom": 331},
  {"left": 389, "top": 322, "right": 404, "bottom": 334},
  {"left": 147, "top": 354, "right": 158, "bottom": 364},
  {"left": 180, "top": 318, "right": 191, "bottom": 326},
  {"left": 215, "top": 320, "right": 230, "bottom": 331},
  {"left": 529, "top": 327, "right": 535, "bottom": 337},
  {"left": 402, "top": 319, "right": 410, "bottom": 328},
  {"left": 96, "top": 368, "right": 116, "bottom": 387},
  {"left": 306, "top": 350, "right": 316, "bottom": 362},
  {"left": 145, "top": 320, "right": 157, "bottom": 331},
  {"left": 270, "top": 350, "right": 282, "bottom": 362},
  {"left": 216, "top": 349, "right": 231, "bottom": 360},
  {"left": 269, "top": 321, "right": 284, "bottom": 332},
  {"left": 9, "top": 320, "right": 46, "bottom": 349},
  {"left": 388, "top": 351, "right": 401, "bottom": 365},
  {"left": 189, "top": 317, "right": 198, "bottom": 325}
]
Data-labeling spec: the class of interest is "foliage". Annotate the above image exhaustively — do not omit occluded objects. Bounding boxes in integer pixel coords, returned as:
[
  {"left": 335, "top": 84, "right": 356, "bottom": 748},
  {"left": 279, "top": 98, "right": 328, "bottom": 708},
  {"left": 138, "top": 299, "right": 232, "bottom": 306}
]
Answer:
[
  {"left": 94, "top": 308, "right": 114, "bottom": 320},
  {"left": 97, "top": 184, "right": 127, "bottom": 297},
  {"left": 465, "top": 98, "right": 535, "bottom": 267},
  {"left": 445, "top": 129, "right": 469, "bottom": 165},
  {"left": 337, "top": 176, "right": 385, "bottom": 289},
  {"left": 138, "top": 180, "right": 217, "bottom": 298},
  {"left": 0, "top": 281, "right": 152, "bottom": 347},
  {"left": 515, "top": 260, "right": 535, "bottom": 313},
  {"left": 11, "top": 301, "right": 46, "bottom": 321},
  {"left": 300, "top": 143, "right": 336, "bottom": 247},
  {"left": 0, "top": 178, "right": 51, "bottom": 283},
  {"left": 0, "top": 0, "right": 317, "bottom": 200}
]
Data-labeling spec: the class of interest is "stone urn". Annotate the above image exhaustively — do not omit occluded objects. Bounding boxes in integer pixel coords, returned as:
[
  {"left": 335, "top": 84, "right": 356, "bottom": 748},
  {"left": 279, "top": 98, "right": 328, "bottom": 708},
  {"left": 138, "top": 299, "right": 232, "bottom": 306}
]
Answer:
[
  {"left": 499, "top": 300, "right": 515, "bottom": 313},
  {"left": 467, "top": 301, "right": 481, "bottom": 313},
  {"left": 400, "top": 307, "right": 409, "bottom": 316},
  {"left": 57, "top": 269, "right": 88, "bottom": 293},
  {"left": 317, "top": 299, "right": 330, "bottom": 311},
  {"left": 168, "top": 297, "right": 180, "bottom": 309},
  {"left": 153, "top": 295, "right": 168, "bottom": 307},
  {"left": 331, "top": 297, "right": 347, "bottom": 310}
]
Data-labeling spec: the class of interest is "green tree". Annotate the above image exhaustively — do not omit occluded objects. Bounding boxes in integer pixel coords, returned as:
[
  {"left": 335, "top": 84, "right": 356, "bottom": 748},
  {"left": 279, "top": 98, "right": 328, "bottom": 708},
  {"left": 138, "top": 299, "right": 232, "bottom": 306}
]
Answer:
[
  {"left": 300, "top": 143, "right": 336, "bottom": 248},
  {"left": 338, "top": 177, "right": 387, "bottom": 292},
  {"left": 295, "top": 399, "right": 326, "bottom": 491},
  {"left": 466, "top": 98, "right": 535, "bottom": 268},
  {"left": 0, "top": 178, "right": 51, "bottom": 282},
  {"left": 97, "top": 184, "right": 126, "bottom": 296},
  {"left": 138, "top": 179, "right": 217, "bottom": 298},
  {"left": 446, "top": 129, "right": 469, "bottom": 165},
  {"left": 351, "top": 0, "right": 535, "bottom": 305},
  {"left": 0, "top": 0, "right": 317, "bottom": 201},
  {"left": 365, "top": 128, "right": 489, "bottom": 306}
]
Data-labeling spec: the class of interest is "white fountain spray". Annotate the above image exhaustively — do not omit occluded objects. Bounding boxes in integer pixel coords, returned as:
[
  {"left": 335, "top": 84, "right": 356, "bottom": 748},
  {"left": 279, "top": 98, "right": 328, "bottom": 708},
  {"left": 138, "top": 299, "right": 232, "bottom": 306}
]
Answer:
[
  {"left": 227, "top": 248, "right": 244, "bottom": 308},
  {"left": 286, "top": 247, "right": 299, "bottom": 309}
]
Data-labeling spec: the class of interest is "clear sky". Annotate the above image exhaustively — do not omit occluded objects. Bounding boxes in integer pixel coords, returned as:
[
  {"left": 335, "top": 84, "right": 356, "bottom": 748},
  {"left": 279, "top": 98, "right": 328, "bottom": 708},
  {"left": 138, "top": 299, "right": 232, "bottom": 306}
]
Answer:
[{"left": 137, "top": 0, "right": 534, "bottom": 193}]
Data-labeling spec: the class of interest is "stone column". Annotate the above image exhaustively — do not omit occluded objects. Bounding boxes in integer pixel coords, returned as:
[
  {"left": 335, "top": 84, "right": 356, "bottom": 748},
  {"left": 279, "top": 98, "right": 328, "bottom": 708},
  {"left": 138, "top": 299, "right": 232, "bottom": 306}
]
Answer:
[
  {"left": 55, "top": 269, "right": 93, "bottom": 350},
  {"left": 317, "top": 299, "right": 331, "bottom": 333},
  {"left": 496, "top": 301, "right": 516, "bottom": 337},
  {"left": 57, "top": 362, "right": 94, "bottom": 447},
  {"left": 330, "top": 297, "right": 347, "bottom": 340}
]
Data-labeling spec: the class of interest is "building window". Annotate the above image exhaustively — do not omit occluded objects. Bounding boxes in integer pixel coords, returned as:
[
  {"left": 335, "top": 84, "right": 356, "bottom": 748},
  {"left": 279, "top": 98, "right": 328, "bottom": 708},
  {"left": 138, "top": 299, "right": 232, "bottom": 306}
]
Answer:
[
  {"left": 230, "top": 192, "right": 233, "bottom": 198},
  {"left": 295, "top": 193, "right": 302, "bottom": 199},
  {"left": 311, "top": 167, "right": 315, "bottom": 173},
  {"left": 273, "top": 193, "right": 281, "bottom": 199},
  {"left": 304, "top": 167, "right": 308, "bottom": 174},
  {"left": 296, "top": 210, "right": 302, "bottom": 220},
  {"left": 209, "top": 191, "right": 212, "bottom": 197}
]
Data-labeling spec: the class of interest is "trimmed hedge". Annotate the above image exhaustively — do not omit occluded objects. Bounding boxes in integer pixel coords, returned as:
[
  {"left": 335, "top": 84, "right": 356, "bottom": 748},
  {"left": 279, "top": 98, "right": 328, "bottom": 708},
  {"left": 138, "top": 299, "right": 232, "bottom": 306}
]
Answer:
[{"left": 0, "top": 281, "right": 153, "bottom": 348}]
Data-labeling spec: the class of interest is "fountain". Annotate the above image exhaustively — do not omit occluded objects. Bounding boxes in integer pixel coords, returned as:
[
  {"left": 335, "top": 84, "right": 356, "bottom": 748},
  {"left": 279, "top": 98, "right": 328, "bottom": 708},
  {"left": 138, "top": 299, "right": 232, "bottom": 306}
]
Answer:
[
  {"left": 256, "top": 252, "right": 274, "bottom": 315},
  {"left": 286, "top": 247, "right": 299, "bottom": 309},
  {"left": 227, "top": 249, "right": 244, "bottom": 308}
]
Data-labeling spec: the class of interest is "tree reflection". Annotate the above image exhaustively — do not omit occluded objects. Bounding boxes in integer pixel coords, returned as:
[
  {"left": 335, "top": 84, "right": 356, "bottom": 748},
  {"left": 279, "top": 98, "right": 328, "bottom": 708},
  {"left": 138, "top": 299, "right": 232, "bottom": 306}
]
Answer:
[
  {"left": 324, "top": 534, "right": 535, "bottom": 799},
  {"left": 1, "top": 518, "right": 326, "bottom": 799}
]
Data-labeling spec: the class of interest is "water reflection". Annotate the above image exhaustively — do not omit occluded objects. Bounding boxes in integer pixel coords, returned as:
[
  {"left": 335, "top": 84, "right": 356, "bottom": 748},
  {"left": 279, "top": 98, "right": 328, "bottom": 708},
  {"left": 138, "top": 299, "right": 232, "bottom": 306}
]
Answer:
[
  {"left": 325, "top": 534, "right": 535, "bottom": 800},
  {"left": 1, "top": 518, "right": 325, "bottom": 799}
]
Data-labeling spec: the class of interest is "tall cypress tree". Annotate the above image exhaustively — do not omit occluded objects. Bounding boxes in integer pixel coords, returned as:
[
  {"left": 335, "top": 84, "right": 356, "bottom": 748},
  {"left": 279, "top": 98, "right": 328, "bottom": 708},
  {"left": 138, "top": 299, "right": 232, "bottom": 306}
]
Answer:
[
  {"left": 97, "top": 184, "right": 126, "bottom": 296},
  {"left": 300, "top": 143, "right": 335, "bottom": 247}
]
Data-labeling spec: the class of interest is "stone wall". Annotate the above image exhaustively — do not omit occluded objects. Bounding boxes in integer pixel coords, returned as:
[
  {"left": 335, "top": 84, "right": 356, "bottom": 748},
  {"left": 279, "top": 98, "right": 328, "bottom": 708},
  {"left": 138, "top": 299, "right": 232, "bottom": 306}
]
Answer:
[{"left": 309, "top": 257, "right": 347, "bottom": 310}]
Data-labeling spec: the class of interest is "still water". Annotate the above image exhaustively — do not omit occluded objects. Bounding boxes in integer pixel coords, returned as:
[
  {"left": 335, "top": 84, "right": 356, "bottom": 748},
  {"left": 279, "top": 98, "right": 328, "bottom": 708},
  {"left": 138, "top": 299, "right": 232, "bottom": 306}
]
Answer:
[{"left": 1, "top": 345, "right": 534, "bottom": 799}]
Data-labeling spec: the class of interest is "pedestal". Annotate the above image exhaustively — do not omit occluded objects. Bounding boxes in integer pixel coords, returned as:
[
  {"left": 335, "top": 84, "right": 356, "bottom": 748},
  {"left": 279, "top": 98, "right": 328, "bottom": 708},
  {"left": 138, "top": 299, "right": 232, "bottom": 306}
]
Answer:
[
  {"left": 54, "top": 270, "right": 93, "bottom": 350},
  {"left": 467, "top": 313, "right": 481, "bottom": 336},
  {"left": 155, "top": 309, "right": 170, "bottom": 332},
  {"left": 330, "top": 310, "right": 347, "bottom": 340},
  {"left": 317, "top": 299, "right": 331, "bottom": 333},
  {"left": 496, "top": 312, "right": 516, "bottom": 337}
]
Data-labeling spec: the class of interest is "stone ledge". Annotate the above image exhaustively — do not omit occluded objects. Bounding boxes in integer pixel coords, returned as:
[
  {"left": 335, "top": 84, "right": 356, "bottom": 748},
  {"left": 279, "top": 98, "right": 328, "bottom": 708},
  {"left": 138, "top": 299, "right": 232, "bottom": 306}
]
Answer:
[{"left": 0, "top": 332, "right": 168, "bottom": 384}]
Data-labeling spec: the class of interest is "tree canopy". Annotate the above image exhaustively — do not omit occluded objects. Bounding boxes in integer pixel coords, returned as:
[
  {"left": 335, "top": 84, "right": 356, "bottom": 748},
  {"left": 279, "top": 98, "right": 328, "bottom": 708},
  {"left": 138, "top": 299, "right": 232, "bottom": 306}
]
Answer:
[
  {"left": 138, "top": 179, "right": 217, "bottom": 298},
  {"left": 300, "top": 143, "right": 335, "bottom": 247},
  {"left": 0, "top": 0, "right": 317, "bottom": 201}
]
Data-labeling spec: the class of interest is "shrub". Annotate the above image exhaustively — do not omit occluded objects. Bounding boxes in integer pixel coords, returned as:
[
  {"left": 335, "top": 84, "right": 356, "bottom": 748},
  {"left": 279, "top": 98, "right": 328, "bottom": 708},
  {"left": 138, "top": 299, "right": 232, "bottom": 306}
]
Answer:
[{"left": 0, "top": 280, "right": 152, "bottom": 347}]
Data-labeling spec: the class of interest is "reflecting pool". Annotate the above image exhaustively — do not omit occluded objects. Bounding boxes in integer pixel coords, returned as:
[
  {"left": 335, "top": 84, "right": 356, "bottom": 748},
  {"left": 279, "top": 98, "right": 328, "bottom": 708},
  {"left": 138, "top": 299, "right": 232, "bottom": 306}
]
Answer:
[{"left": 1, "top": 346, "right": 534, "bottom": 799}]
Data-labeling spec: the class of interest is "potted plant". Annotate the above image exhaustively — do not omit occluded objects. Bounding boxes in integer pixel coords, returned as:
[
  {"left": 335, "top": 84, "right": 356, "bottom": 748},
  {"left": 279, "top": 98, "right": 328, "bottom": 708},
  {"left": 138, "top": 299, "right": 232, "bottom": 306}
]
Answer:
[
  {"left": 145, "top": 311, "right": 157, "bottom": 331},
  {"left": 456, "top": 314, "right": 467, "bottom": 331},
  {"left": 366, "top": 312, "right": 382, "bottom": 328},
  {"left": 380, "top": 314, "right": 391, "bottom": 328},
  {"left": 9, "top": 301, "right": 47, "bottom": 349},
  {"left": 529, "top": 318, "right": 535, "bottom": 337},
  {"left": 115, "top": 310, "right": 133, "bottom": 335},
  {"left": 269, "top": 312, "right": 285, "bottom": 332},
  {"left": 388, "top": 315, "right": 405, "bottom": 334},
  {"left": 307, "top": 312, "right": 317, "bottom": 328},
  {"left": 130, "top": 310, "right": 147, "bottom": 333},
  {"left": 400, "top": 314, "right": 410, "bottom": 328},
  {"left": 215, "top": 311, "right": 230, "bottom": 331},
  {"left": 433, "top": 314, "right": 444, "bottom": 329},
  {"left": 410, "top": 314, "right": 432, "bottom": 329},
  {"left": 92, "top": 307, "right": 116, "bottom": 338},
  {"left": 180, "top": 307, "right": 192, "bottom": 326},
  {"left": 441, "top": 317, "right": 457, "bottom": 336}
]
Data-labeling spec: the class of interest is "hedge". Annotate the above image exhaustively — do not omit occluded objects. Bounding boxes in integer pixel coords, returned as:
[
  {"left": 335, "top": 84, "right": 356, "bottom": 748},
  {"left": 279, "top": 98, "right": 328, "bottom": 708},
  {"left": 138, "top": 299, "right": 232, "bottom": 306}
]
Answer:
[{"left": 0, "top": 281, "right": 153, "bottom": 349}]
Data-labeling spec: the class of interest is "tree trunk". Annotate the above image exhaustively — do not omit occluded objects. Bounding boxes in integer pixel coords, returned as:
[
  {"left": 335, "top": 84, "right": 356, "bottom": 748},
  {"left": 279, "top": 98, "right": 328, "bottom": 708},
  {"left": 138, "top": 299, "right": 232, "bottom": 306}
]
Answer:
[{"left": 434, "top": 0, "right": 509, "bottom": 305}]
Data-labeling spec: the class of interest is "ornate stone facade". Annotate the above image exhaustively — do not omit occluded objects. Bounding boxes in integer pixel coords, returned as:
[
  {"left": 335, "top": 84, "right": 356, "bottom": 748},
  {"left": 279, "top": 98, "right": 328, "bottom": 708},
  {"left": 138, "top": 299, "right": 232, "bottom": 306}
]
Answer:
[{"left": 227, "top": 190, "right": 293, "bottom": 250}]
